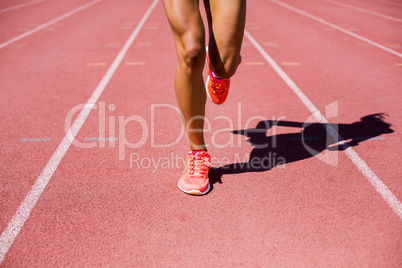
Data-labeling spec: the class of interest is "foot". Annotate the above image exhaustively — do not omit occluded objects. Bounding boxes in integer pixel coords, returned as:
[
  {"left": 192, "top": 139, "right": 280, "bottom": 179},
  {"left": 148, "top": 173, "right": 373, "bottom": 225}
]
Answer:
[
  {"left": 205, "top": 47, "right": 230, "bottom": 105},
  {"left": 178, "top": 151, "right": 211, "bottom": 195}
]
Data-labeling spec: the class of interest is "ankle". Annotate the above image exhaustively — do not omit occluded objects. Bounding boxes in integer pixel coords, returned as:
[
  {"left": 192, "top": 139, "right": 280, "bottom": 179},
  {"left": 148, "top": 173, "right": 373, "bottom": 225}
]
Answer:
[{"left": 189, "top": 147, "right": 207, "bottom": 153}]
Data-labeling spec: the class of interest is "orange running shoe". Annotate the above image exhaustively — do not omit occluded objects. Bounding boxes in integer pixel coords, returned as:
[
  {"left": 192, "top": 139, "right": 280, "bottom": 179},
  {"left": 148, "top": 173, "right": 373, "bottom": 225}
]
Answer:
[
  {"left": 205, "top": 47, "right": 230, "bottom": 105},
  {"left": 178, "top": 151, "right": 211, "bottom": 195}
]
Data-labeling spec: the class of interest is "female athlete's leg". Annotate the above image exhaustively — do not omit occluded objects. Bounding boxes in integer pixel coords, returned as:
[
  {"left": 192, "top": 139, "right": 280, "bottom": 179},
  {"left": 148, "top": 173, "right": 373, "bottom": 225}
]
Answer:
[
  {"left": 162, "top": 0, "right": 207, "bottom": 151},
  {"left": 204, "top": 0, "right": 246, "bottom": 79}
]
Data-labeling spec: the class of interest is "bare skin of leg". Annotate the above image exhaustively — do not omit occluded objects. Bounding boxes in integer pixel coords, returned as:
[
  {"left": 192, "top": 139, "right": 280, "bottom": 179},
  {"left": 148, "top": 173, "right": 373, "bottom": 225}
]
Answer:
[
  {"left": 204, "top": 0, "right": 246, "bottom": 79},
  {"left": 163, "top": 0, "right": 207, "bottom": 151},
  {"left": 162, "top": 0, "right": 246, "bottom": 151}
]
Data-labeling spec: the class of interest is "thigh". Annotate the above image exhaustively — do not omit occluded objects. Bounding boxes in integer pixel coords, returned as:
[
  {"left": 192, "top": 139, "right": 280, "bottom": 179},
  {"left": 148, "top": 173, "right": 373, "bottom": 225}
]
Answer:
[{"left": 162, "top": 0, "right": 205, "bottom": 57}]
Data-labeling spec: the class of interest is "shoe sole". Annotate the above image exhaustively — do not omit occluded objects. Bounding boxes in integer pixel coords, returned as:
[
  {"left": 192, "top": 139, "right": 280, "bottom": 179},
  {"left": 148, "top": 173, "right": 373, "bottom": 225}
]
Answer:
[
  {"left": 205, "top": 46, "right": 214, "bottom": 102},
  {"left": 205, "top": 75, "right": 214, "bottom": 102},
  {"left": 178, "top": 182, "right": 211, "bottom": 196}
]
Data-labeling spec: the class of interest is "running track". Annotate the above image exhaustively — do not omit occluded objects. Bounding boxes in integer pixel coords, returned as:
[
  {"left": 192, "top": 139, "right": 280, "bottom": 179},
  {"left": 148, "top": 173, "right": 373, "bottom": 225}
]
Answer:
[{"left": 0, "top": 0, "right": 401, "bottom": 266}]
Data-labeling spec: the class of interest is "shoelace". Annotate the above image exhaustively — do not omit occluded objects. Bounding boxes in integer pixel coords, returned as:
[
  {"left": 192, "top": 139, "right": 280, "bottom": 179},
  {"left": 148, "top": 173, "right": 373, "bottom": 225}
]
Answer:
[
  {"left": 188, "top": 155, "right": 210, "bottom": 178},
  {"left": 210, "top": 77, "right": 229, "bottom": 94}
]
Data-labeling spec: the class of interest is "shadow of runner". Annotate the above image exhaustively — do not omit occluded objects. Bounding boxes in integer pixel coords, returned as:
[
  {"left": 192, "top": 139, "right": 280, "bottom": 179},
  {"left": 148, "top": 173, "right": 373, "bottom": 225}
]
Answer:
[{"left": 209, "top": 113, "right": 394, "bottom": 185}]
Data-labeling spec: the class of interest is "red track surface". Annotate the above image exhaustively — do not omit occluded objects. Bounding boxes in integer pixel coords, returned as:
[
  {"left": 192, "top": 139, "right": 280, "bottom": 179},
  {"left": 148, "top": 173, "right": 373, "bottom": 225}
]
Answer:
[{"left": 1, "top": 0, "right": 401, "bottom": 266}]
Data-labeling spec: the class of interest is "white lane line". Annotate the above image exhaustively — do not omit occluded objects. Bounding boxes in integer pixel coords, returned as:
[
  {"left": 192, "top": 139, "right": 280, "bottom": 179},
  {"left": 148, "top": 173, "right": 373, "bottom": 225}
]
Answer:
[
  {"left": 0, "top": 0, "right": 103, "bottom": 50},
  {"left": 0, "top": 0, "right": 159, "bottom": 263},
  {"left": 322, "top": 0, "right": 402, "bottom": 23},
  {"left": 0, "top": 0, "right": 46, "bottom": 13},
  {"left": 245, "top": 29, "right": 402, "bottom": 220},
  {"left": 374, "top": 0, "right": 402, "bottom": 7},
  {"left": 270, "top": 0, "right": 402, "bottom": 58}
]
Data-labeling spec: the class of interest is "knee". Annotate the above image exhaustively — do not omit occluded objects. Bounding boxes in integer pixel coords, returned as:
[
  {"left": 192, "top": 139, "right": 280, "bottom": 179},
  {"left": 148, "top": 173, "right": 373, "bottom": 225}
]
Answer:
[{"left": 178, "top": 42, "right": 205, "bottom": 73}]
